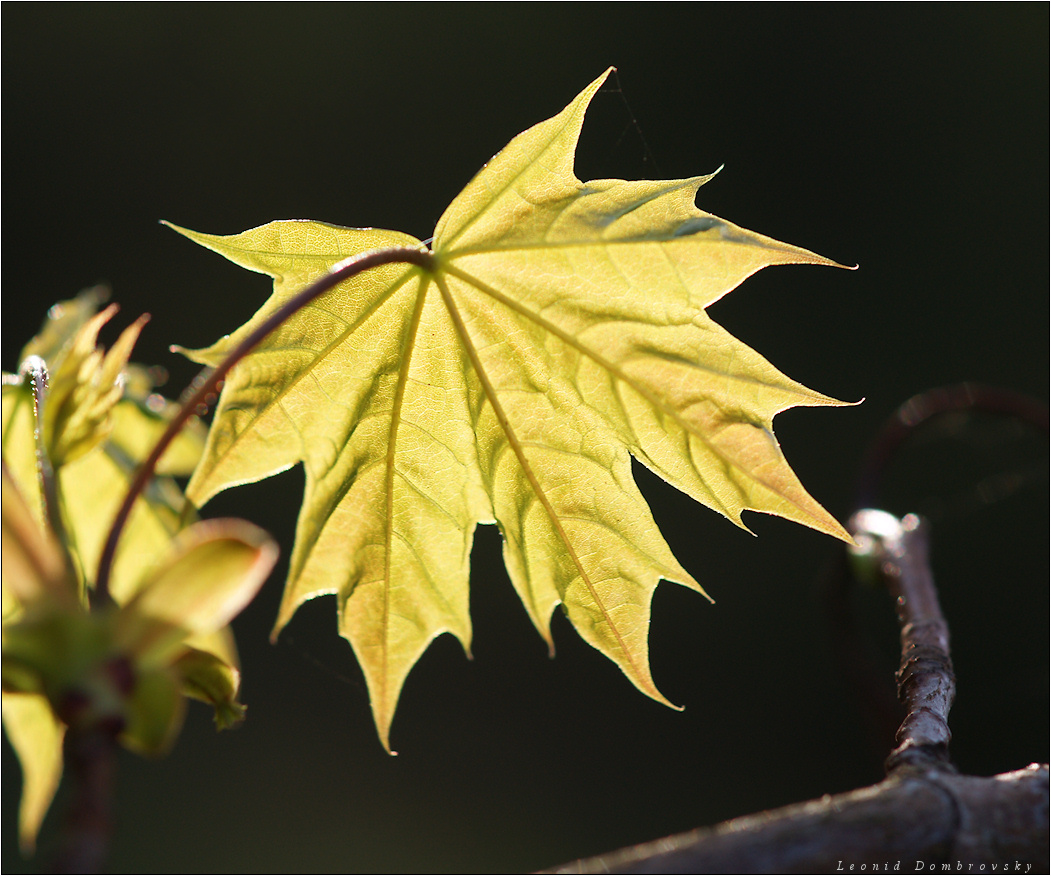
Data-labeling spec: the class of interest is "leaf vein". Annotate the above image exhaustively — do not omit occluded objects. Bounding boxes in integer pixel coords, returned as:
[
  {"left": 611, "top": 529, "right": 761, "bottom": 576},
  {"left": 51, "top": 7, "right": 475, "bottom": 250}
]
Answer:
[
  {"left": 434, "top": 273, "right": 642, "bottom": 675},
  {"left": 202, "top": 268, "right": 418, "bottom": 486},
  {"left": 444, "top": 262, "right": 808, "bottom": 518}
]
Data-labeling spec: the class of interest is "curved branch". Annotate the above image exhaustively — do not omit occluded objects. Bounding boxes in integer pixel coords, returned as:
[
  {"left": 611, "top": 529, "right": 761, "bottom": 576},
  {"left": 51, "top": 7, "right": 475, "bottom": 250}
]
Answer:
[
  {"left": 855, "top": 383, "right": 1049, "bottom": 510},
  {"left": 545, "top": 765, "right": 1048, "bottom": 874}
]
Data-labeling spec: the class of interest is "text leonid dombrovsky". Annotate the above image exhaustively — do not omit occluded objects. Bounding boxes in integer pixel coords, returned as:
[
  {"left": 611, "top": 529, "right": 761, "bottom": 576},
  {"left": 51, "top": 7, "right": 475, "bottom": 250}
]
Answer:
[{"left": 836, "top": 863, "right": 1034, "bottom": 873}]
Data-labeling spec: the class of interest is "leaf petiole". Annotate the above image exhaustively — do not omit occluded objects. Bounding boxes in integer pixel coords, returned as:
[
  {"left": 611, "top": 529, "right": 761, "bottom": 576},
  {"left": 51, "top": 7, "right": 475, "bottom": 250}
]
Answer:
[{"left": 94, "top": 245, "right": 435, "bottom": 601}]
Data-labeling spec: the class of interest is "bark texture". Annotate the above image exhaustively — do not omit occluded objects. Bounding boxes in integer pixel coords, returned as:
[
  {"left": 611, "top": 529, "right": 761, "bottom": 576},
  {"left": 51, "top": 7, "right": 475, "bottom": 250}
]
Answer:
[{"left": 547, "top": 765, "right": 1048, "bottom": 874}]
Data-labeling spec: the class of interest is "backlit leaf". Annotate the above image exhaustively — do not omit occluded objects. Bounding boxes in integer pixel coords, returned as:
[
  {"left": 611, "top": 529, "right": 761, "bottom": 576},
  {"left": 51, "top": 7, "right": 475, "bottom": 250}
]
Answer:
[{"left": 174, "top": 69, "right": 851, "bottom": 749}]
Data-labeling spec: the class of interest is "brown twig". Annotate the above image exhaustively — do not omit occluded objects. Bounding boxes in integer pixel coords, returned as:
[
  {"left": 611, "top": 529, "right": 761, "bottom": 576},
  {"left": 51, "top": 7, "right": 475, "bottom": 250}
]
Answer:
[
  {"left": 849, "top": 509, "right": 955, "bottom": 773},
  {"left": 826, "top": 385, "right": 1047, "bottom": 772},
  {"left": 546, "top": 508, "right": 1048, "bottom": 874}
]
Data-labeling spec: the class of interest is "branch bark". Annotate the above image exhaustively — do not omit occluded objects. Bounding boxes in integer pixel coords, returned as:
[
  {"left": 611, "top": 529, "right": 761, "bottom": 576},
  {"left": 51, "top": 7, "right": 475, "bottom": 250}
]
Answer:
[
  {"left": 545, "top": 509, "right": 1049, "bottom": 874},
  {"left": 853, "top": 510, "right": 954, "bottom": 773},
  {"left": 546, "top": 765, "right": 1048, "bottom": 874}
]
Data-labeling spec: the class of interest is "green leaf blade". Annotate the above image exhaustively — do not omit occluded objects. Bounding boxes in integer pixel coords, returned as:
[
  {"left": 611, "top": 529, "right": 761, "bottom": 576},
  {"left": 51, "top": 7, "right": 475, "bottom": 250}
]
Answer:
[
  {"left": 171, "top": 221, "right": 424, "bottom": 506},
  {"left": 175, "top": 69, "right": 853, "bottom": 747}
]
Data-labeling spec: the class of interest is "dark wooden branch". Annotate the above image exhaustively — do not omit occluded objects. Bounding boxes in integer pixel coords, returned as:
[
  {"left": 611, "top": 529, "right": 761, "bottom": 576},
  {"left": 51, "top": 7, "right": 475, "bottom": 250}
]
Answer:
[
  {"left": 545, "top": 509, "right": 1049, "bottom": 874},
  {"left": 545, "top": 765, "right": 1048, "bottom": 874},
  {"left": 850, "top": 510, "right": 955, "bottom": 773}
]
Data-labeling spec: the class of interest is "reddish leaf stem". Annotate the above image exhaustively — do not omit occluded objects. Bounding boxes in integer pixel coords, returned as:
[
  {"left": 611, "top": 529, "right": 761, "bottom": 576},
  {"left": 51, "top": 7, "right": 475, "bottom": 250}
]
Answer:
[{"left": 94, "top": 245, "right": 434, "bottom": 601}]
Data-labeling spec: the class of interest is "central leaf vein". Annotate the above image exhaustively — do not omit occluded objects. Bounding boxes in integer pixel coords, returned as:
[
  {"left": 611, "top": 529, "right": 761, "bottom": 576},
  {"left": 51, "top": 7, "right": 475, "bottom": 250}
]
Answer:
[{"left": 433, "top": 272, "right": 639, "bottom": 672}]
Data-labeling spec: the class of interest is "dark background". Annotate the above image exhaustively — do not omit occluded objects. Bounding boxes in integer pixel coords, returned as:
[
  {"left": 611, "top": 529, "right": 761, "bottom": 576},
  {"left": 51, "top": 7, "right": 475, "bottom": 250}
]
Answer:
[{"left": 3, "top": 5, "right": 1047, "bottom": 872}]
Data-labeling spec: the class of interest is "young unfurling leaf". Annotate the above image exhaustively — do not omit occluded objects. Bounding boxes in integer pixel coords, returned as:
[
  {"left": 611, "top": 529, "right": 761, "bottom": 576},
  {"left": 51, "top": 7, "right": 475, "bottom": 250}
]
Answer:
[
  {"left": 2, "top": 468, "right": 276, "bottom": 851},
  {"left": 2, "top": 294, "right": 275, "bottom": 851},
  {"left": 1, "top": 290, "right": 207, "bottom": 599}
]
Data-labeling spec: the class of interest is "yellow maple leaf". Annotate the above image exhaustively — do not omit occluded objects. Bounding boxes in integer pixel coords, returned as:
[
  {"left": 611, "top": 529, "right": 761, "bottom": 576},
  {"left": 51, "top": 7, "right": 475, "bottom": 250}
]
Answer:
[{"left": 172, "top": 69, "right": 851, "bottom": 750}]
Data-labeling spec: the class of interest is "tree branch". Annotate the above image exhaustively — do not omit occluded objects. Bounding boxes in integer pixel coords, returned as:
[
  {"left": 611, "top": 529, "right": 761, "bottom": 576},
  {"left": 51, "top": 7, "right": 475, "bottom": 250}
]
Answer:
[
  {"left": 545, "top": 508, "right": 1049, "bottom": 874},
  {"left": 52, "top": 727, "right": 119, "bottom": 874},
  {"left": 545, "top": 765, "right": 1048, "bottom": 874},
  {"left": 850, "top": 510, "right": 954, "bottom": 773}
]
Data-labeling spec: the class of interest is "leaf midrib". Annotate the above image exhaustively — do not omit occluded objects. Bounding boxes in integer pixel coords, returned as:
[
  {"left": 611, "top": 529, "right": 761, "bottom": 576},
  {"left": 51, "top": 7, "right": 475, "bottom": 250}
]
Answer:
[
  {"left": 432, "top": 273, "right": 644, "bottom": 681},
  {"left": 378, "top": 278, "right": 431, "bottom": 712}
]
